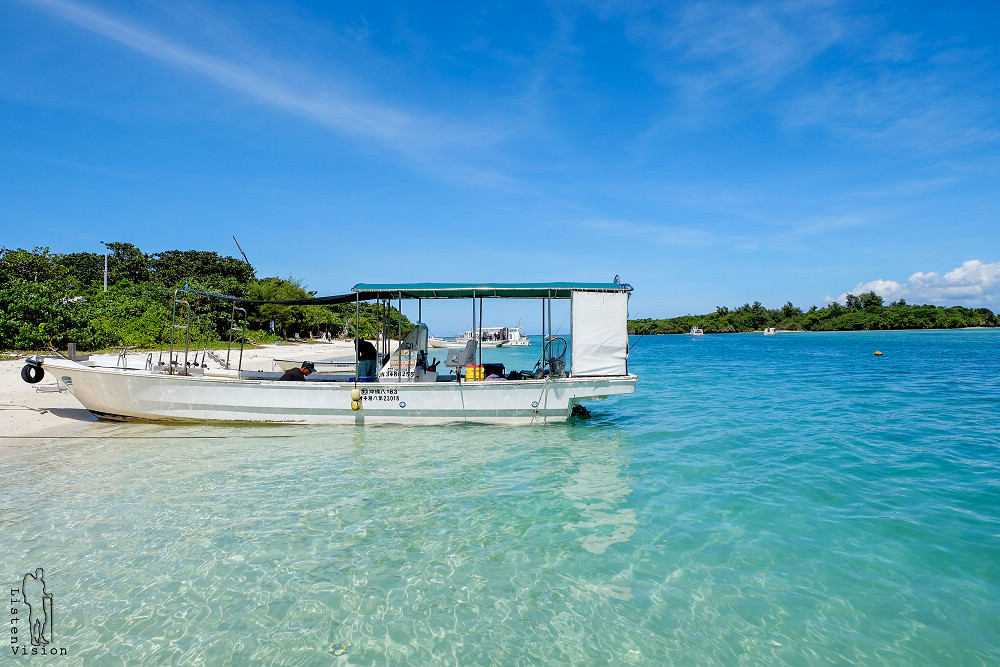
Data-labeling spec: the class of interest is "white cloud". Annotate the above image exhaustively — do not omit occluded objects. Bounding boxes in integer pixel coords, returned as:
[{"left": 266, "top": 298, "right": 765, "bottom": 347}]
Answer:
[{"left": 835, "top": 260, "right": 1000, "bottom": 308}]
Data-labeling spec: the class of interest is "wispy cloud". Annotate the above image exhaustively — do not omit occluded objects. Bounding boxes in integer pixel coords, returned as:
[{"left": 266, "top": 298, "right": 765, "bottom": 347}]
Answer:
[
  {"left": 783, "top": 65, "right": 1000, "bottom": 156},
  {"left": 835, "top": 259, "right": 1000, "bottom": 307},
  {"left": 577, "top": 217, "right": 715, "bottom": 247},
  {"left": 613, "top": 0, "right": 847, "bottom": 100},
  {"left": 612, "top": 0, "right": 1000, "bottom": 158},
  {"left": 23, "top": 0, "right": 501, "bottom": 165},
  {"left": 762, "top": 212, "right": 875, "bottom": 250},
  {"left": 667, "top": 0, "right": 845, "bottom": 92}
]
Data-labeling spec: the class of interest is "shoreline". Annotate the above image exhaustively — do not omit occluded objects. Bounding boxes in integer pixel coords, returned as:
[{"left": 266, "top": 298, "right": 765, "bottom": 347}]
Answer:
[
  {"left": 0, "top": 340, "right": 357, "bottom": 444},
  {"left": 640, "top": 326, "right": 998, "bottom": 335}
]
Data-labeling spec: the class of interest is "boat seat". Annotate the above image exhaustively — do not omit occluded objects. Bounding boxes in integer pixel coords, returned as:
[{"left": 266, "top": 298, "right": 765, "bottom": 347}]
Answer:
[{"left": 444, "top": 340, "right": 477, "bottom": 369}]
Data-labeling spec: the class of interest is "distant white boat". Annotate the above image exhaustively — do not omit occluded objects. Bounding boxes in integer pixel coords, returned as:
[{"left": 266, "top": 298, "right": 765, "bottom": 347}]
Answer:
[
  {"left": 690, "top": 327, "right": 704, "bottom": 336},
  {"left": 763, "top": 327, "right": 777, "bottom": 335},
  {"left": 428, "top": 337, "right": 464, "bottom": 349},
  {"left": 449, "top": 326, "right": 531, "bottom": 348},
  {"left": 505, "top": 326, "right": 531, "bottom": 346}
]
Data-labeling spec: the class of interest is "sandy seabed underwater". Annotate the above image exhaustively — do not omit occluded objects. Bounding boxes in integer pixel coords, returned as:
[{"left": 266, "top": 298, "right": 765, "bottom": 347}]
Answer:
[{"left": 4, "top": 329, "right": 999, "bottom": 665}]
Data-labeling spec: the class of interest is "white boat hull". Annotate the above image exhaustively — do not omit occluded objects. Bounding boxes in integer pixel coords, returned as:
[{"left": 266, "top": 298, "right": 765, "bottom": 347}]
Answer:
[
  {"left": 42, "top": 358, "right": 637, "bottom": 425},
  {"left": 428, "top": 337, "right": 464, "bottom": 349}
]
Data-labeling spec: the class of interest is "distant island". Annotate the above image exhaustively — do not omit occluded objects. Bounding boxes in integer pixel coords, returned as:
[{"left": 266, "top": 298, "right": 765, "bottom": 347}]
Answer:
[{"left": 629, "top": 292, "right": 998, "bottom": 334}]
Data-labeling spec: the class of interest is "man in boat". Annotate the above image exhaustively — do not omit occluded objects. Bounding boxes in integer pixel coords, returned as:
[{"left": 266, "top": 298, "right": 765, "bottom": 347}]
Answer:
[
  {"left": 356, "top": 338, "right": 379, "bottom": 378},
  {"left": 279, "top": 361, "right": 315, "bottom": 381}
]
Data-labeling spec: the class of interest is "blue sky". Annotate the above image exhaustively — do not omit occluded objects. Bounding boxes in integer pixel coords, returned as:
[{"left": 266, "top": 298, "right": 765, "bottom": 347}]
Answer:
[{"left": 3, "top": 0, "right": 999, "bottom": 326}]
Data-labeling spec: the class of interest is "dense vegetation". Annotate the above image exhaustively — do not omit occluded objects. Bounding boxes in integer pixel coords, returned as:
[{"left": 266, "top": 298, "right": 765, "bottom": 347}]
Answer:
[
  {"left": 5, "top": 244, "right": 994, "bottom": 350},
  {"left": 0, "top": 244, "right": 410, "bottom": 352},
  {"left": 629, "top": 292, "right": 998, "bottom": 335}
]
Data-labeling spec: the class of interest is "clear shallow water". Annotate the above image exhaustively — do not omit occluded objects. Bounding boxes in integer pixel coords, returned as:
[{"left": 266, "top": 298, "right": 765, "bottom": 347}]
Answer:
[{"left": 4, "top": 330, "right": 999, "bottom": 665}]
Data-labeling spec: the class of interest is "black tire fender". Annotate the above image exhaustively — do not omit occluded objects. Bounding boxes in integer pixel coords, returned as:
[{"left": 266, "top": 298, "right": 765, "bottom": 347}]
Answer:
[{"left": 21, "top": 363, "right": 44, "bottom": 384}]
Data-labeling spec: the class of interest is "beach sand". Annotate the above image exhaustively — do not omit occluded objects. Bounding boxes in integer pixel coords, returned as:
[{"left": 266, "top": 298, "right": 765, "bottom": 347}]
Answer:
[{"left": 0, "top": 340, "right": 358, "bottom": 443}]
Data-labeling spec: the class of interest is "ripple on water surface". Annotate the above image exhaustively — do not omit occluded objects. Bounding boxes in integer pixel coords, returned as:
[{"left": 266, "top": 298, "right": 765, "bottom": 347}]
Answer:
[{"left": 3, "top": 330, "right": 999, "bottom": 664}]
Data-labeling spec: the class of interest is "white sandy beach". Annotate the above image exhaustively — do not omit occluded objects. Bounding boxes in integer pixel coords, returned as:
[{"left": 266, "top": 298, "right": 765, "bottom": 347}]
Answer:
[{"left": 0, "top": 340, "right": 359, "bottom": 442}]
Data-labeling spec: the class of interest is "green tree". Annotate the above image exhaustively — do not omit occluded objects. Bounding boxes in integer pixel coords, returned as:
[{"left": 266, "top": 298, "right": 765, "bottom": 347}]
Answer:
[
  {"left": 149, "top": 250, "right": 255, "bottom": 288},
  {"left": 860, "top": 291, "right": 884, "bottom": 310},
  {"left": 58, "top": 251, "right": 107, "bottom": 290},
  {"left": 103, "top": 242, "right": 150, "bottom": 284},
  {"left": 0, "top": 279, "right": 86, "bottom": 350},
  {"left": 781, "top": 301, "right": 802, "bottom": 318},
  {"left": 0, "top": 247, "right": 61, "bottom": 285}
]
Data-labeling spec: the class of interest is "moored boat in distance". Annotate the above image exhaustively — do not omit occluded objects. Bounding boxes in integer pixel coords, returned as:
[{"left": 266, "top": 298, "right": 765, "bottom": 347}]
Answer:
[
  {"left": 449, "top": 325, "right": 531, "bottom": 348},
  {"left": 505, "top": 326, "right": 530, "bottom": 346},
  {"left": 428, "top": 336, "right": 464, "bottom": 349},
  {"left": 690, "top": 327, "right": 705, "bottom": 336},
  {"left": 23, "top": 281, "right": 637, "bottom": 425}
]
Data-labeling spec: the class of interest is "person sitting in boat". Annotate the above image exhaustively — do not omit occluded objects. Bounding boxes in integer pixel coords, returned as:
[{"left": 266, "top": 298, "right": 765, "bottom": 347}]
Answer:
[
  {"left": 356, "top": 338, "right": 379, "bottom": 378},
  {"left": 279, "top": 361, "right": 315, "bottom": 381}
]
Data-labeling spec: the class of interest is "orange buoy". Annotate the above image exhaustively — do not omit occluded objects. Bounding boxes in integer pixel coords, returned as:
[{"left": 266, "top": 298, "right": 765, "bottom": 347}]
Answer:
[{"left": 873, "top": 351, "right": 883, "bottom": 356}]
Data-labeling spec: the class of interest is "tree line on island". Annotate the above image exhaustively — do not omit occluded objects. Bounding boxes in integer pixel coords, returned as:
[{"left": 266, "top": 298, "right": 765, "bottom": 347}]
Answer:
[
  {"left": 629, "top": 292, "right": 998, "bottom": 335},
  {"left": 3, "top": 244, "right": 996, "bottom": 353},
  {"left": 0, "top": 244, "right": 412, "bottom": 352}
]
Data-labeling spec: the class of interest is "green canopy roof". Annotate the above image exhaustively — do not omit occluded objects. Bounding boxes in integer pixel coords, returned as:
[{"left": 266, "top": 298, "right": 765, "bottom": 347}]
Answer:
[
  {"left": 184, "top": 282, "right": 631, "bottom": 306},
  {"left": 351, "top": 282, "right": 632, "bottom": 299}
]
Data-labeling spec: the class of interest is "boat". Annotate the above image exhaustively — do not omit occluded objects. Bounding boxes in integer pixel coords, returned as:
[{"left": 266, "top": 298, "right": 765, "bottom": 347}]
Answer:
[
  {"left": 22, "top": 281, "right": 637, "bottom": 425},
  {"left": 506, "top": 326, "right": 530, "bottom": 346},
  {"left": 449, "top": 325, "right": 531, "bottom": 348},
  {"left": 427, "top": 336, "right": 464, "bottom": 349},
  {"left": 690, "top": 327, "right": 704, "bottom": 336},
  {"left": 763, "top": 327, "right": 776, "bottom": 335}
]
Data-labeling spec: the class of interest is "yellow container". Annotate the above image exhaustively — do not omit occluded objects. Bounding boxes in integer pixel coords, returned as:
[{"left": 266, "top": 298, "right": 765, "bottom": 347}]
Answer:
[
  {"left": 476, "top": 365, "right": 485, "bottom": 381},
  {"left": 465, "top": 364, "right": 476, "bottom": 381}
]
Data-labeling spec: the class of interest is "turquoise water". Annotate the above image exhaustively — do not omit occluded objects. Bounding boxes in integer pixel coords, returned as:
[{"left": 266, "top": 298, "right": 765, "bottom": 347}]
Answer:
[{"left": 4, "top": 330, "right": 999, "bottom": 665}]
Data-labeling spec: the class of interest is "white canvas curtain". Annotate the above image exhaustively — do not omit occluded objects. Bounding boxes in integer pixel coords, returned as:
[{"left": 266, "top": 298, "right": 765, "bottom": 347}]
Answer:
[{"left": 570, "top": 291, "right": 629, "bottom": 376}]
